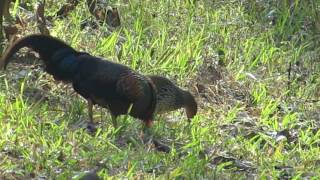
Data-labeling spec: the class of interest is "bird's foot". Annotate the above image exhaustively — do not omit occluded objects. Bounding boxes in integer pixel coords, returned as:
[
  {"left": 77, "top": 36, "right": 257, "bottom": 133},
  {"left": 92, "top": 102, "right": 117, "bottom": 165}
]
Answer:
[
  {"left": 139, "top": 125, "right": 154, "bottom": 144},
  {"left": 86, "top": 122, "right": 97, "bottom": 134}
]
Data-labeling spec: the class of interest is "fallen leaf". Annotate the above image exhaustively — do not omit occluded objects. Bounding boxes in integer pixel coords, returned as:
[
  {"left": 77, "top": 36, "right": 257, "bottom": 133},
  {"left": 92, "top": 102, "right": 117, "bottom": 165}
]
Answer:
[
  {"left": 56, "top": 0, "right": 79, "bottom": 19},
  {"left": 106, "top": 7, "right": 121, "bottom": 27},
  {"left": 3, "top": 24, "right": 18, "bottom": 41},
  {"left": 36, "top": 1, "right": 50, "bottom": 35}
]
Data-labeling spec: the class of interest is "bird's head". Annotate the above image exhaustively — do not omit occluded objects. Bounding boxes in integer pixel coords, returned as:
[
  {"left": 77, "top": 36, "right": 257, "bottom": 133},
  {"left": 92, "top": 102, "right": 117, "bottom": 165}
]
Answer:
[{"left": 182, "top": 90, "right": 198, "bottom": 120}]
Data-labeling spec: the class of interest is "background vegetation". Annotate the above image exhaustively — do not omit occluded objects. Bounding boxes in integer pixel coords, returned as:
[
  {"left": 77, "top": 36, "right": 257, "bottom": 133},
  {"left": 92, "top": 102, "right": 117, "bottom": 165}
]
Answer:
[{"left": 0, "top": 0, "right": 319, "bottom": 179}]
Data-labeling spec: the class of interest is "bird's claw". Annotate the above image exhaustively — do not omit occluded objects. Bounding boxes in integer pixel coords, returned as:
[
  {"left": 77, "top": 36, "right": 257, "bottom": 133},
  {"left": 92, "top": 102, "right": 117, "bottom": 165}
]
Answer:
[{"left": 86, "top": 122, "right": 97, "bottom": 134}]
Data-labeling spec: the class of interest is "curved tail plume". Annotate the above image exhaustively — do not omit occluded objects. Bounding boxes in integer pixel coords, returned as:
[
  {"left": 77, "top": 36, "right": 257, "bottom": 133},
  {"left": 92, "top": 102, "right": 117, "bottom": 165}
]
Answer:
[{"left": 0, "top": 34, "right": 76, "bottom": 69}]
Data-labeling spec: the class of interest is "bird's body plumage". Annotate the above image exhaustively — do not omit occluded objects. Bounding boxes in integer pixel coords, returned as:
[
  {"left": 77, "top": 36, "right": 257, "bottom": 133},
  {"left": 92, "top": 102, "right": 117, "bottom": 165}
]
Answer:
[
  {"left": 148, "top": 75, "right": 197, "bottom": 120},
  {"left": 0, "top": 34, "right": 156, "bottom": 124}
]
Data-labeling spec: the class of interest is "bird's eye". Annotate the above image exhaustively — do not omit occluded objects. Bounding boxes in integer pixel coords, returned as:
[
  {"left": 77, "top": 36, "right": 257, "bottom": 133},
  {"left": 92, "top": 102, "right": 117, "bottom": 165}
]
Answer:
[{"left": 163, "top": 88, "right": 169, "bottom": 92}]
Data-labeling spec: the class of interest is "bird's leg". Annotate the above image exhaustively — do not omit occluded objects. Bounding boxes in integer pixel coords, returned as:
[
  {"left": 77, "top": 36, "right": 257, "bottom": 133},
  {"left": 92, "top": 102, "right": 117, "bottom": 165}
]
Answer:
[
  {"left": 86, "top": 99, "right": 96, "bottom": 132},
  {"left": 111, "top": 115, "right": 118, "bottom": 129},
  {"left": 142, "top": 119, "right": 153, "bottom": 140},
  {"left": 145, "top": 119, "right": 153, "bottom": 128},
  {"left": 88, "top": 99, "right": 93, "bottom": 123}
]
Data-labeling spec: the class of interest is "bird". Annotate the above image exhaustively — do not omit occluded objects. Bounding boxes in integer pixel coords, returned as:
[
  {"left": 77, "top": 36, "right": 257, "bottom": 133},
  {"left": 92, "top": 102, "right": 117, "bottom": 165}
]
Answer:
[
  {"left": 148, "top": 75, "right": 197, "bottom": 121},
  {"left": 0, "top": 34, "right": 157, "bottom": 130}
]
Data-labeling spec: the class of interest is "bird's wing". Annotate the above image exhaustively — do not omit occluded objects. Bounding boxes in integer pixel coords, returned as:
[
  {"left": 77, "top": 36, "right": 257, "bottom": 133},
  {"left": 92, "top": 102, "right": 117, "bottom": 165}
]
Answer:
[{"left": 116, "top": 72, "right": 147, "bottom": 102}]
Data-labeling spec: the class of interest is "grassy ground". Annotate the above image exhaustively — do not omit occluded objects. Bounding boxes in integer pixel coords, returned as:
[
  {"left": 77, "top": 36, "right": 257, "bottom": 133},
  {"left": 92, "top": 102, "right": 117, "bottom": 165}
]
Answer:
[{"left": 0, "top": 0, "right": 320, "bottom": 179}]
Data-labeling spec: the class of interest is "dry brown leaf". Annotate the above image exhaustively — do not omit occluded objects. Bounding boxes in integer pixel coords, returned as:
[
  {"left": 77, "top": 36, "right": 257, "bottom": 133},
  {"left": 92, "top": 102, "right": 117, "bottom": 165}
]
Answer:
[
  {"left": 36, "top": 1, "right": 50, "bottom": 35},
  {"left": 86, "top": 0, "right": 121, "bottom": 28},
  {"left": 36, "top": 1, "right": 45, "bottom": 22},
  {"left": 3, "top": 24, "right": 18, "bottom": 41},
  {"left": 15, "top": 15, "right": 27, "bottom": 27},
  {"left": 106, "top": 7, "right": 121, "bottom": 28},
  {"left": 87, "top": 0, "right": 97, "bottom": 15},
  {"left": 0, "top": 0, "right": 11, "bottom": 45},
  {"left": 56, "top": 0, "right": 79, "bottom": 19}
]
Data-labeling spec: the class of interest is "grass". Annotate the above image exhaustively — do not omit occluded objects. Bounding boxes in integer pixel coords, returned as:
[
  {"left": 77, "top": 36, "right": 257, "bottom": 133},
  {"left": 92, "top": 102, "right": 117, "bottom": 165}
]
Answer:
[{"left": 0, "top": 0, "right": 320, "bottom": 179}]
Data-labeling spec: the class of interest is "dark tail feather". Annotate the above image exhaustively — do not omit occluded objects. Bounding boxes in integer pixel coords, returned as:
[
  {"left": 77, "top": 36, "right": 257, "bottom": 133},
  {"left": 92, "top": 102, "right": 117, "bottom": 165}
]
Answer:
[{"left": 0, "top": 34, "right": 75, "bottom": 69}]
